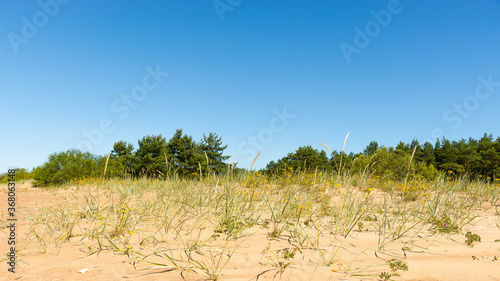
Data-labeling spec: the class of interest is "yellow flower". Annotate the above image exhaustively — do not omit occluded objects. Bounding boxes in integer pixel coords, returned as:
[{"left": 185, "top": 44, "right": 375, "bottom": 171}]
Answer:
[{"left": 129, "top": 230, "right": 134, "bottom": 235}]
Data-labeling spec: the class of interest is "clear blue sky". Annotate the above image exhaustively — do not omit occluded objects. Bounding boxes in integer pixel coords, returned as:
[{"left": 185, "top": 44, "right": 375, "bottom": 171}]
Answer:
[{"left": 1, "top": 0, "right": 500, "bottom": 172}]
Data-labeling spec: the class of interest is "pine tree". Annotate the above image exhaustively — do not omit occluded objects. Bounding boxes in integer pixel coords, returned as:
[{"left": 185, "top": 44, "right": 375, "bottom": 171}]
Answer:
[
  {"left": 166, "top": 129, "right": 203, "bottom": 177},
  {"left": 418, "top": 141, "right": 436, "bottom": 166},
  {"left": 478, "top": 133, "right": 499, "bottom": 178},
  {"left": 200, "top": 132, "right": 230, "bottom": 174},
  {"left": 456, "top": 138, "right": 480, "bottom": 175},
  {"left": 494, "top": 137, "right": 500, "bottom": 180},
  {"left": 409, "top": 139, "right": 422, "bottom": 157},
  {"left": 110, "top": 141, "right": 135, "bottom": 176},
  {"left": 266, "top": 145, "right": 330, "bottom": 173},
  {"left": 363, "top": 141, "right": 379, "bottom": 156},
  {"left": 134, "top": 135, "right": 167, "bottom": 177},
  {"left": 395, "top": 141, "right": 412, "bottom": 155},
  {"left": 435, "top": 137, "right": 463, "bottom": 174}
]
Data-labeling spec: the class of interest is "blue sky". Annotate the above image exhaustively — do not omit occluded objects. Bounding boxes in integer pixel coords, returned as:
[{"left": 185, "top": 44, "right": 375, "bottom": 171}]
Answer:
[{"left": 1, "top": 0, "right": 500, "bottom": 172}]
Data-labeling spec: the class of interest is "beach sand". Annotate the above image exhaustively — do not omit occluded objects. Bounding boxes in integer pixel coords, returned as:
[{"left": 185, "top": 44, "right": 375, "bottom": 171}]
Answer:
[{"left": 1, "top": 182, "right": 499, "bottom": 281}]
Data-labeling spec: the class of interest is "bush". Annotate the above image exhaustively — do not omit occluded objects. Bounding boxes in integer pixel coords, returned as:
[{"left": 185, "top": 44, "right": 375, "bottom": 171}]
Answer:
[
  {"left": 33, "top": 149, "right": 105, "bottom": 186},
  {"left": 0, "top": 168, "right": 33, "bottom": 183}
]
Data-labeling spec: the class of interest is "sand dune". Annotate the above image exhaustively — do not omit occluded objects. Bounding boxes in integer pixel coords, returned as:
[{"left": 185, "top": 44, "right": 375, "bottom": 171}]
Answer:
[{"left": 1, "top": 182, "right": 499, "bottom": 281}]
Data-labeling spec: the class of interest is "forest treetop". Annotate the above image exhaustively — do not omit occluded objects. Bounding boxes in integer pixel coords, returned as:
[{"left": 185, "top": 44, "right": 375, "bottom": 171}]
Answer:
[{"left": 8, "top": 131, "right": 499, "bottom": 186}]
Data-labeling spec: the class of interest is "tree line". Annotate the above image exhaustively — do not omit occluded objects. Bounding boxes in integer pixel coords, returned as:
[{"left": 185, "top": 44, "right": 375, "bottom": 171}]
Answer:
[
  {"left": 7, "top": 132, "right": 499, "bottom": 186},
  {"left": 0, "top": 168, "right": 32, "bottom": 184},
  {"left": 265, "top": 133, "right": 500, "bottom": 181},
  {"left": 31, "top": 129, "right": 232, "bottom": 186}
]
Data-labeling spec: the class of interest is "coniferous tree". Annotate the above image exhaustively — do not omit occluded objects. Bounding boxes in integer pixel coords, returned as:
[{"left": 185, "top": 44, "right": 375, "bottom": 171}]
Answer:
[
  {"left": 288, "top": 146, "right": 329, "bottom": 171},
  {"left": 395, "top": 141, "right": 412, "bottom": 155},
  {"left": 328, "top": 150, "right": 356, "bottom": 173},
  {"left": 435, "top": 137, "right": 463, "bottom": 174},
  {"left": 456, "top": 138, "right": 480, "bottom": 175},
  {"left": 166, "top": 129, "right": 203, "bottom": 177},
  {"left": 494, "top": 137, "right": 500, "bottom": 179},
  {"left": 418, "top": 141, "right": 436, "bottom": 166},
  {"left": 477, "top": 133, "right": 500, "bottom": 178},
  {"left": 409, "top": 139, "right": 421, "bottom": 157},
  {"left": 266, "top": 145, "right": 329, "bottom": 173},
  {"left": 110, "top": 140, "right": 135, "bottom": 177},
  {"left": 134, "top": 135, "right": 167, "bottom": 177},
  {"left": 363, "top": 141, "right": 379, "bottom": 156},
  {"left": 200, "top": 132, "right": 230, "bottom": 174}
]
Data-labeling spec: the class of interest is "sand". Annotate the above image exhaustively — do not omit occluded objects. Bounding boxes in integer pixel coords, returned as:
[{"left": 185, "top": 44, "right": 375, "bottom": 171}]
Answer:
[{"left": 1, "top": 182, "right": 499, "bottom": 281}]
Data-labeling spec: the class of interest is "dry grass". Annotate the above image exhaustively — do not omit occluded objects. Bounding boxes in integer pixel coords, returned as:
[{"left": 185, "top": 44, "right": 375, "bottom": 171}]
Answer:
[{"left": 2, "top": 169, "right": 499, "bottom": 280}]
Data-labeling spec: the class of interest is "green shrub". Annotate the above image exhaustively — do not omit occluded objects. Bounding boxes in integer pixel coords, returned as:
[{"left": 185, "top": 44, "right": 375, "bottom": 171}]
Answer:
[
  {"left": 0, "top": 168, "right": 33, "bottom": 183},
  {"left": 33, "top": 149, "right": 105, "bottom": 186}
]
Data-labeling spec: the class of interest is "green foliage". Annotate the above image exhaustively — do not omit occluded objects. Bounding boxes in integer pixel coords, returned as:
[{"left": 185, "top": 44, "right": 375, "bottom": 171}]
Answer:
[
  {"left": 29, "top": 128, "right": 233, "bottom": 184},
  {"left": 363, "top": 141, "right": 379, "bottom": 156},
  {"left": 29, "top": 131, "right": 500, "bottom": 185},
  {"left": 0, "top": 173, "right": 8, "bottom": 184},
  {"left": 200, "top": 132, "right": 231, "bottom": 174},
  {"left": 352, "top": 133, "right": 498, "bottom": 181},
  {"left": 379, "top": 259, "right": 408, "bottom": 280},
  {"left": 108, "top": 141, "right": 135, "bottom": 177},
  {"left": 352, "top": 147, "right": 414, "bottom": 181},
  {"left": 266, "top": 145, "right": 329, "bottom": 174},
  {"left": 387, "top": 258, "right": 408, "bottom": 272},
  {"left": 379, "top": 271, "right": 393, "bottom": 281},
  {"left": 417, "top": 141, "right": 436, "bottom": 166},
  {"left": 465, "top": 232, "right": 481, "bottom": 247},
  {"left": 477, "top": 134, "right": 500, "bottom": 178},
  {"left": 329, "top": 150, "right": 356, "bottom": 173},
  {"left": 0, "top": 168, "right": 33, "bottom": 183},
  {"left": 429, "top": 214, "right": 460, "bottom": 234},
  {"left": 166, "top": 129, "right": 203, "bottom": 177},
  {"left": 456, "top": 138, "right": 480, "bottom": 174},
  {"left": 263, "top": 133, "right": 500, "bottom": 181},
  {"left": 413, "top": 162, "right": 440, "bottom": 180},
  {"left": 434, "top": 133, "right": 500, "bottom": 179},
  {"left": 32, "top": 149, "right": 105, "bottom": 186},
  {"left": 134, "top": 135, "right": 168, "bottom": 177}
]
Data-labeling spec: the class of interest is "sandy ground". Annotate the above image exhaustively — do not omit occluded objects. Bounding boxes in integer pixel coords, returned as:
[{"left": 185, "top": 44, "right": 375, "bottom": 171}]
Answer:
[{"left": 1, "top": 182, "right": 499, "bottom": 281}]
